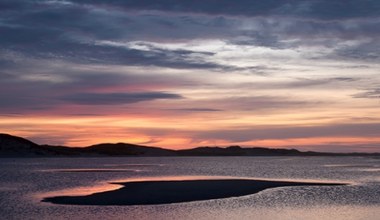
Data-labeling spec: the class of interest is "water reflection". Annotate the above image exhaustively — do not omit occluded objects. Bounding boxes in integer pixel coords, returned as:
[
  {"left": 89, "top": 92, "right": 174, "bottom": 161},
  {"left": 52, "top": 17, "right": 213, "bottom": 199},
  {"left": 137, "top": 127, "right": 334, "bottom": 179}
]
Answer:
[{"left": 1, "top": 157, "right": 379, "bottom": 219}]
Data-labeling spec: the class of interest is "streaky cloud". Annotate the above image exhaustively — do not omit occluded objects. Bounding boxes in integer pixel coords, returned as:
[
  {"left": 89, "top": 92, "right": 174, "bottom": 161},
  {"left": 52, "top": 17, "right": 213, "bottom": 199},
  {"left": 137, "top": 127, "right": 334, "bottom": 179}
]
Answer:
[
  {"left": 352, "top": 88, "right": 380, "bottom": 99},
  {"left": 194, "top": 123, "right": 380, "bottom": 142},
  {"left": 169, "top": 108, "right": 223, "bottom": 112},
  {"left": 75, "top": 0, "right": 380, "bottom": 20},
  {"left": 60, "top": 92, "right": 183, "bottom": 105}
]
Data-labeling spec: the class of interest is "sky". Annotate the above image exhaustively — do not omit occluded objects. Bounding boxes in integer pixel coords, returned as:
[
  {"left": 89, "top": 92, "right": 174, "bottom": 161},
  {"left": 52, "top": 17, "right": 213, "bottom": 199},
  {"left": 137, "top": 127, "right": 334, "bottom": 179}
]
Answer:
[{"left": 1, "top": 0, "right": 380, "bottom": 152}]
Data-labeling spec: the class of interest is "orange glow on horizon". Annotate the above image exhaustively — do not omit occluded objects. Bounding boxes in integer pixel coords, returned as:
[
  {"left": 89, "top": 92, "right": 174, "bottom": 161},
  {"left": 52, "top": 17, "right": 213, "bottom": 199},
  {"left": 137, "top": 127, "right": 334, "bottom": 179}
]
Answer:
[{"left": 2, "top": 108, "right": 380, "bottom": 152}]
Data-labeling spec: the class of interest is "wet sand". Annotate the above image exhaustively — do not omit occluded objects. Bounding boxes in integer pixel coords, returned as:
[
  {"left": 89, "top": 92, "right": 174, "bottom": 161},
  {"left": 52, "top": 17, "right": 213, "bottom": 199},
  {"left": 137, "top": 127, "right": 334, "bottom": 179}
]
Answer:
[{"left": 42, "top": 179, "right": 344, "bottom": 206}]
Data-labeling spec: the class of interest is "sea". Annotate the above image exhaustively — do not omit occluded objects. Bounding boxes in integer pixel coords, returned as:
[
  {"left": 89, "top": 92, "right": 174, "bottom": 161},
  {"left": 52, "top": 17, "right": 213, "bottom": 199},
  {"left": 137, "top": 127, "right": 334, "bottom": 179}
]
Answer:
[{"left": 0, "top": 156, "right": 379, "bottom": 220}]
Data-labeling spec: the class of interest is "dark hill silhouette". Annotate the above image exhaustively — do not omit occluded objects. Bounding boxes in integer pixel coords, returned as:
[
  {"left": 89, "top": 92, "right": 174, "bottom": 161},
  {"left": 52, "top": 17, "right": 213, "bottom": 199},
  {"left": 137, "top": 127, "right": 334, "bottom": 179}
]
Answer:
[
  {"left": 0, "top": 133, "right": 177, "bottom": 157},
  {"left": 177, "top": 145, "right": 302, "bottom": 156},
  {"left": 0, "top": 133, "right": 85, "bottom": 156},
  {"left": 84, "top": 143, "right": 176, "bottom": 156},
  {"left": 0, "top": 133, "right": 46, "bottom": 156},
  {"left": 1, "top": 133, "right": 379, "bottom": 157}
]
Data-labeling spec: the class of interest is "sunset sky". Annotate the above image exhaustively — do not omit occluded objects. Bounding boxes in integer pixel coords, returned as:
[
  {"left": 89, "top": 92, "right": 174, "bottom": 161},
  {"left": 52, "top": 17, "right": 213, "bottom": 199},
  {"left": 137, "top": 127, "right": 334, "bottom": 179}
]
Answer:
[{"left": 1, "top": 0, "right": 379, "bottom": 152}]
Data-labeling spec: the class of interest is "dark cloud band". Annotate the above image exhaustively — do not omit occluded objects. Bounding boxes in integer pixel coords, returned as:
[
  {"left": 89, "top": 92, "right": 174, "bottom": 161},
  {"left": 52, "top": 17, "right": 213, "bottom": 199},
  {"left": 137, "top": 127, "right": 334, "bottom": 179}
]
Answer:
[{"left": 60, "top": 92, "right": 183, "bottom": 105}]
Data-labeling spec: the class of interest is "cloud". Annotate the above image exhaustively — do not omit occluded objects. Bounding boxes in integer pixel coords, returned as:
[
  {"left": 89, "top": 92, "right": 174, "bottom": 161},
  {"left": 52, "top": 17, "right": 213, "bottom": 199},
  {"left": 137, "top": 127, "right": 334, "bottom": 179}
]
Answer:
[
  {"left": 276, "top": 143, "right": 380, "bottom": 153},
  {"left": 0, "top": 59, "right": 193, "bottom": 112},
  {"left": 75, "top": 0, "right": 380, "bottom": 20},
  {"left": 0, "top": 2, "right": 234, "bottom": 70},
  {"left": 0, "top": 0, "right": 379, "bottom": 73},
  {"left": 60, "top": 92, "right": 183, "bottom": 105},
  {"left": 178, "top": 95, "right": 321, "bottom": 113},
  {"left": 285, "top": 77, "right": 357, "bottom": 88},
  {"left": 352, "top": 88, "right": 380, "bottom": 99},
  {"left": 194, "top": 123, "right": 380, "bottom": 142},
  {"left": 333, "top": 40, "right": 380, "bottom": 61},
  {"left": 169, "top": 108, "right": 223, "bottom": 112},
  {"left": 0, "top": 28, "right": 226, "bottom": 69}
]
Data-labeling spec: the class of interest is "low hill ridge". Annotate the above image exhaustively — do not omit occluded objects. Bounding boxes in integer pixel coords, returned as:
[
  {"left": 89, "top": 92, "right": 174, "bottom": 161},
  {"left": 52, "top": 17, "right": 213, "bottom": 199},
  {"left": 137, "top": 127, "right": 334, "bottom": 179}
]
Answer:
[{"left": 1, "top": 133, "right": 378, "bottom": 157}]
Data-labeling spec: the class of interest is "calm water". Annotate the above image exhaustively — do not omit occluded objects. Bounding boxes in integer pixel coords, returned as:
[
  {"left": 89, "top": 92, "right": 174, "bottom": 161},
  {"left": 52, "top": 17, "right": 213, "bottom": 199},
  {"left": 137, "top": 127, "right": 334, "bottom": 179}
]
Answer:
[{"left": 0, "top": 157, "right": 379, "bottom": 220}]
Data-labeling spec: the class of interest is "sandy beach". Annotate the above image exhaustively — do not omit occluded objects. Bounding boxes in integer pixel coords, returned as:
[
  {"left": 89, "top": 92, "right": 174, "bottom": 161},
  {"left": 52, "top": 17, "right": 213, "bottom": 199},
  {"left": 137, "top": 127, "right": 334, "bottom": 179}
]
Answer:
[{"left": 42, "top": 179, "right": 344, "bottom": 206}]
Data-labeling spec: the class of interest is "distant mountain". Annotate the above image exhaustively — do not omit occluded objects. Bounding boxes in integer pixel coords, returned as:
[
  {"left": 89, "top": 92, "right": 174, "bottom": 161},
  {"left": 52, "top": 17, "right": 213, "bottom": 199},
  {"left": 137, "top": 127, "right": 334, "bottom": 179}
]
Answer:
[
  {"left": 177, "top": 145, "right": 305, "bottom": 156},
  {"left": 84, "top": 143, "right": 176, "bottom": 156},
  {"left": 1, "top": 133, "right": 379, "bottom": 157},
  {"left": 0, "top": 133, "right": 176, "bottom": 157},
  {"left": 0, "top": 133, "right": 81, "bottom": 156},
  {"left": 0, "top": 133, "right": 46, "bottom": 156},
  {"left": 179, "top": 145, "right": 380, "bottom": 156}
]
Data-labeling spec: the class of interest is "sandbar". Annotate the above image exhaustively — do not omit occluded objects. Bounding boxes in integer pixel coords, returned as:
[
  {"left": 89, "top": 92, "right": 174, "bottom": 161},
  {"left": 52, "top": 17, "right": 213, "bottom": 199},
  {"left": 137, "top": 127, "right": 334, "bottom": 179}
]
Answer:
[{"left": 42, "top": 178, "right": 344, "bottom": 206}]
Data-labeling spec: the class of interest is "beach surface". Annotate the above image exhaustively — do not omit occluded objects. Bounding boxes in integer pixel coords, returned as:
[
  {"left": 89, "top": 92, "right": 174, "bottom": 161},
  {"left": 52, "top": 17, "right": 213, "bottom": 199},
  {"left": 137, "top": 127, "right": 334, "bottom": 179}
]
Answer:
[{"left": 42, "top": 179, "right": 344, "bottom": 206}]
